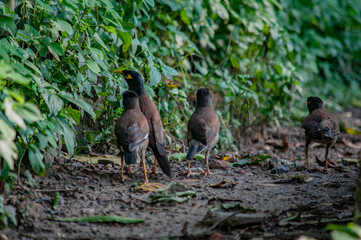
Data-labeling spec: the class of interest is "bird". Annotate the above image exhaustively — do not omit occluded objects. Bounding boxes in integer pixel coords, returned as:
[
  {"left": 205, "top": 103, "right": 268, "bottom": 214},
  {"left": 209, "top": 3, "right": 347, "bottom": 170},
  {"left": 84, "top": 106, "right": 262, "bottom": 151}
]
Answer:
[
  {"left": 301, "top": 96, "right": 339, "bottom": 170},
  {"left": 115, "top": 70, "right": 173, "bottom": 178},
  {"left": 186, "top": 88, "right": 220, "bottom": 176},
  {"left": 115, "top": 90, "right": 150, "bottom": 184}
]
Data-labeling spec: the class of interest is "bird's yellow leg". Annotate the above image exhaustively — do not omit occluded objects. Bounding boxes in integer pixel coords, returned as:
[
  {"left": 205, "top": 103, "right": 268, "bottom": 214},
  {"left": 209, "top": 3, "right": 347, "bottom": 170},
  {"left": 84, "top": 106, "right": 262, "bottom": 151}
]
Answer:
[
  {"left": 147, "top": 157, "right": 157, "bottom": 176},
  {"left": 201, "top": 153, "right": 211, "bottom": 176}
]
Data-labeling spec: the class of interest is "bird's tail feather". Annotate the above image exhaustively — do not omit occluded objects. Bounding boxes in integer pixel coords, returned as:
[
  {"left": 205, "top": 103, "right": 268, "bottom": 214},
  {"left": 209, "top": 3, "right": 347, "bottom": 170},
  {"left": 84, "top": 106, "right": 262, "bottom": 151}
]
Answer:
[
  {"left": 186, "top": 143, "right": 198, "bottom": 161},
  {"left": 153, "top": 146, "right": 173, "bottom": 178},
  {"left": 124, "top": 151, "right": 136, "bottom": 165}
]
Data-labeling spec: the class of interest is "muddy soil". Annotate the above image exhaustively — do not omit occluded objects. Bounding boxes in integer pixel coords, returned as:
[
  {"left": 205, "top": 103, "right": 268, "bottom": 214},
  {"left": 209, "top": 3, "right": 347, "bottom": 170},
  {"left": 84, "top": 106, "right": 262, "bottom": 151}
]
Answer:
[{"left": 3, "top": 113, "right": 361, "bottom": 240}]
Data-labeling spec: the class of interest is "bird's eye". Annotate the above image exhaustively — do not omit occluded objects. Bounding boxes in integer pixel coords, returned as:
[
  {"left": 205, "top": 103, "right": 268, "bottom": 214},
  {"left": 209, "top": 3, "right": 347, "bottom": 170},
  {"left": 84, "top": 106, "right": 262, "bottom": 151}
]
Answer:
[{"left": 125, "top": 74, "right": 132, "bottom": 79}]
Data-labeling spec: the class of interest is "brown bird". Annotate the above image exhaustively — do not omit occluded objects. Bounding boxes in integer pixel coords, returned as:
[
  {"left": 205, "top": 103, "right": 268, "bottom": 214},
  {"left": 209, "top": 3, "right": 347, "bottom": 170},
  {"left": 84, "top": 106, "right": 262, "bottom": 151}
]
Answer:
[
  {"left": 116, "top": 70, "right": 173, "bottom": 178},
  {"left": 186, "top": 88, "right": 220, "bottom": 176},
  {"left": 115, "top": 90, "right": 149, "bottom": 183},
  {"left": 301, "top": 96, "right": 339, "bottom": 169}
]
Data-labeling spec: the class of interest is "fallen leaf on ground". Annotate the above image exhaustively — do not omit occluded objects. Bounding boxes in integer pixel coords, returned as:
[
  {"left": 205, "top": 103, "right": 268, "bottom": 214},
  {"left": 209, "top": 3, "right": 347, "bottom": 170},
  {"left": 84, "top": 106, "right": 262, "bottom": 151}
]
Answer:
[
  {"left": 169, "top": 153, "right": 204, "bottom": 161},
  {"left": 149, "top": 182, "right": 196, "bottom": 203},
  {"left": 208, "top": 179, "right": 236, "bottom": 188},
  {"left": 150, "top": 191, "right": 196, "bottom": 204},
  {"left": 345, "top": 127, "right": 361, "bottom": 136},
  {"left": 53, "top": 215, "right": 144, "bottom": 224},
  {"left": 135, "top": 183, "right": 166, "bottom": 192}
]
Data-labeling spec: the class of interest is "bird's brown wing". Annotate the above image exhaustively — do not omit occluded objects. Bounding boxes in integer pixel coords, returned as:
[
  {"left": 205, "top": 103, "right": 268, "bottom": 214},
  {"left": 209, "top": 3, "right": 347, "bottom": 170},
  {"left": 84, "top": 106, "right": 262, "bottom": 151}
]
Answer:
[
  {"left": 115, "top": 112, "right": 149, "bottom": 152},
  {"left": 188, "top": 108, "right": 220, "bottom": 147},
  {"left": 138, "top": 94, "right": 172, "bottom": 177},
  {"left": 302, "top": 109, "right": 339, "bottom": 141}
]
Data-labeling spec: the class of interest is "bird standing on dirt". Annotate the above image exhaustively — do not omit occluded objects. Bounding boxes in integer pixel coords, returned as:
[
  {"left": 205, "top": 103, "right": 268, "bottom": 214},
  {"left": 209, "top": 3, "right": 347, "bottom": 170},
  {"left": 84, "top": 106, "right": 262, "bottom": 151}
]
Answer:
[
  {"left": 301, "top": 96, "right": 339, "bottom": 170},
  {"left": 115, "top": 91, "right": 150, "bottom": 183},
  {"left": 116, "top": 70, "right": 173, "bottom": 178},
  {"left": 186, "top": 88, "right": 220, "bottom": 176}
]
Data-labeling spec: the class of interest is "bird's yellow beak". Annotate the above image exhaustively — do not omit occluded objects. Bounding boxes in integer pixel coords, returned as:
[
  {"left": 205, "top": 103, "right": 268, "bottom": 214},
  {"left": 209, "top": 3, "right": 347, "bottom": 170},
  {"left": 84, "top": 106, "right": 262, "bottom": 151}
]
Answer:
[
  {"left": 305, "top": 100, "right": 308, "bottom": 104},
  {"left": 116, "top": 70, "right": 123, "bottom": 75},
  {"left": 116, "top": 70, "right": 132, "bottom": 79}
]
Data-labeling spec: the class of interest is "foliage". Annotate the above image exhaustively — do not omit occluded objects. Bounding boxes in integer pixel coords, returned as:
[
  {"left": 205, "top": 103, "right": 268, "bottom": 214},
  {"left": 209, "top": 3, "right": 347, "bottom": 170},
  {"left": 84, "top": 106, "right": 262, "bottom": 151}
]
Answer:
[
  {"left": 0, "top": 0, "right": 359, "bottom": 201},
  {"left": 326, "top": 223, "right": 361, "bottom": 240},
  {"left": 0, "top": 196, "right": 17, "bottom": 229}
]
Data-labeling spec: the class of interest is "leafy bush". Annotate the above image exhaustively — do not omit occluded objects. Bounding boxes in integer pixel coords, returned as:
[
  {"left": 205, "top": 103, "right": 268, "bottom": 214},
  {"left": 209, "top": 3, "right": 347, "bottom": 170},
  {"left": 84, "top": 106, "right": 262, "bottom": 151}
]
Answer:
[{"left": 0, "top": 0, "right": 359, "bottom": 196}]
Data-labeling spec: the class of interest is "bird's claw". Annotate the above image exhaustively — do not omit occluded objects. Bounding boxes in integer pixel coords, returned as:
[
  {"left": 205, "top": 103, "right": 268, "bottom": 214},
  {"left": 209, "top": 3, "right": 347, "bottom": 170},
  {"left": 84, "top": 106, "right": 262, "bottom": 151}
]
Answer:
[
  {"left": 201, "top": 170, "right": 212, "bottom": 176},
  {"left": 147, "top": 169, "right": 157, "bottom": 176}
]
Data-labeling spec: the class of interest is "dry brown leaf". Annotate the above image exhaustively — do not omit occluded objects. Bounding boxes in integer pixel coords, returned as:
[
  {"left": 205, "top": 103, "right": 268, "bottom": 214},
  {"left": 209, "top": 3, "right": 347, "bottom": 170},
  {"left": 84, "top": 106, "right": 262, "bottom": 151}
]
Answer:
[
  {"left": 208, "top": 179, "right": 236, "bottom": 188},
  {"left": 135, "top": 183, "right": 166, "bottom": 192}
]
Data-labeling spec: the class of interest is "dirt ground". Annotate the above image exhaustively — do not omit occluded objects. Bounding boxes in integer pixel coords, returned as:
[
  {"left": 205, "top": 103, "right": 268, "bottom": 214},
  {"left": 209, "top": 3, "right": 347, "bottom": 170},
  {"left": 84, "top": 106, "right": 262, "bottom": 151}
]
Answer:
[{"left": 3, "top": 110, "right": 361, "bottom": 240}]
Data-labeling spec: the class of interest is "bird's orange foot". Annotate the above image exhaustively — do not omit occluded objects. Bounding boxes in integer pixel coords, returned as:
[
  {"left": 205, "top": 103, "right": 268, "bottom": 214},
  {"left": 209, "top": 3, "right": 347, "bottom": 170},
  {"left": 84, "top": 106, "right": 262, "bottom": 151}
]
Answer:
[
  {"left": 183, "top": 170, "right": 193, "bottom": 177},
  {"left": 201, "top": 170, "right": 212, "bottom": 176},
  {"left": 147, "top": 169, "right": 157, "bottom": 176},
  {"left": 126, "top": 168, "right": 133, "bottom": 176}
]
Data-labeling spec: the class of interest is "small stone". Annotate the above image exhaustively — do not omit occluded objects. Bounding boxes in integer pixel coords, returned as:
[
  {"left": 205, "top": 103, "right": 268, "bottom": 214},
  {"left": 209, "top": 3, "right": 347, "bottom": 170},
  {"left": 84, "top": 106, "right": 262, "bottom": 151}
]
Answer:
[
  {"left": 209, "top": 160, "right": 230, "bottom": 170},
  {"left": 271, "top": 165, "right": 289, "bottom": 174}
]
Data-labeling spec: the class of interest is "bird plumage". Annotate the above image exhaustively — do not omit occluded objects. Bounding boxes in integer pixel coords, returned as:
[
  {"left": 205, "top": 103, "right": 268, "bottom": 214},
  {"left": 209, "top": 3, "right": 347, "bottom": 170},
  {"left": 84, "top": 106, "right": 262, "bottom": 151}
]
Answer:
[
  {"left": 116, "top": 70, "right": 173, "bottom": 178},
  {"left": 301, "top": 96, "right": 339, "bottom": 169},
  {"left": 186, "top": 88, "right": 220, "bottom": 176},
  {"left": 115, "top": 90, "right": 149, "bottom": 182}
]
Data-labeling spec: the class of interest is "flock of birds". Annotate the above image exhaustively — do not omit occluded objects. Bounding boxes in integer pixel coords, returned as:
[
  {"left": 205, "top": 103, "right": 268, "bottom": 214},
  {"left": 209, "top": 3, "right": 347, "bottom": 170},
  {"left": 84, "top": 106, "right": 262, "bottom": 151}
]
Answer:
[{"left": 114, "top": 70, "right": 340, "bottom": 185}]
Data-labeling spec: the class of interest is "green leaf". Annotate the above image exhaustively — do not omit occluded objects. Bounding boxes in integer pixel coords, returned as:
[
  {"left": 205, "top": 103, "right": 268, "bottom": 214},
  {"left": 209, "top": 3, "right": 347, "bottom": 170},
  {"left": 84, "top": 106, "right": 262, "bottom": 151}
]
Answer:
[
  {"left": 93, "top": 33, "right": 110, "bottom": 52},
  {"left": 230, "top": 55, "right": 239, "bottom": 68},
  {"left": 42, "top": 91, "right": 64, "bottom": 116},
  {"left": 149, "top": 67, "right": 161, "bottom": 87},
  {"left": 16, "top": 30, "right": 33, "bottom": 42},
  {"left": 118, "top": 31, "right": 132, "bottom": 52},
  {"left": 28, "top": 145, "right": 45, "bottom": 176},
  {"left": 150, "top": 190, "right": 196, "bottom": 203},
  {"left": 144, "top": 0, "right": 155, "bottom": 7},
  {"left": 53, "top": 192, "right": 59, "bottom": 210},
  {"left": 36, "top": 0, "right": 53, "bottom": 12},
  {"left": 169, "top": 153, "right": 204, "bottom": 161},
  {"left": 60, "top": 92, "right": 96, "bottom": 119},
  {"left": 162, "top": 65, "right": 179, "bottom": 77},
  {"left": 37, "top": 133, "right": 48, "bottom": 150},
  {"left": 86, "top": 60, "right": 101, "bottom": 74},
  {"left": 103, "top": 26, "right": 117, "bottom": 36},
  {"left": 56, "top": 19, "right": 74, "bottom": 35},
  {"left": 54, "top": 215, "right": 145, "bottom": 224},
  {"left": 13, "top": 102, "right": 42, "bottom": 122},
  {"left": 180, "top": 10, "right": 190, "bottom": 25},
  {"left": 50, "top": 42, "right": 64, "bottom": 56},
  {"left": 4, "top": 98, "right": 26, "bottom": 129},
  {"left": 0, "top": 15, "right": 16, "bottom": 36},
  {"left": 58, "top": 117, "right": 75, "bottom": 157}
]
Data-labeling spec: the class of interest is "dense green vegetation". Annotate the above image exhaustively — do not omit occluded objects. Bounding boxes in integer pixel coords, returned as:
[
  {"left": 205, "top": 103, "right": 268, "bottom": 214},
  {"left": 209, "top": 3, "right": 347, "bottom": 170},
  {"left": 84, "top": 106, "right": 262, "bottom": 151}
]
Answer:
[{"left": 0, "top": 0, "right": 360, "bottom": 201}]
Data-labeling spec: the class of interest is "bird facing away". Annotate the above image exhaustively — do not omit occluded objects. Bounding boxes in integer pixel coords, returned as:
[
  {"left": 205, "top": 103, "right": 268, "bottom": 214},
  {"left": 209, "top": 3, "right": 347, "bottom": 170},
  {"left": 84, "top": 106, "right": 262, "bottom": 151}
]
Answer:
[
  {"left": 115, "top": 70, "right": 173, "bottom": 178},
  {"left": 301, "top": 96, "right": 339, "bottom": 169},
  {"left": 115, "top": 90, "right": 149, "bottom": 183},
  {"left": 186, "top": 88, "right": 220, "bottom": 176}
]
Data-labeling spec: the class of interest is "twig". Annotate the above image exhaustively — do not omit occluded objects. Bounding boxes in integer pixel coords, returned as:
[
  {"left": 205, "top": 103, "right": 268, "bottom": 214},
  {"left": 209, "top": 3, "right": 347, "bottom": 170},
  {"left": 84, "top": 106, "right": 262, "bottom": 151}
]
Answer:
[{"left": 182, "top": 210, "right": 244, "bottom": 239}]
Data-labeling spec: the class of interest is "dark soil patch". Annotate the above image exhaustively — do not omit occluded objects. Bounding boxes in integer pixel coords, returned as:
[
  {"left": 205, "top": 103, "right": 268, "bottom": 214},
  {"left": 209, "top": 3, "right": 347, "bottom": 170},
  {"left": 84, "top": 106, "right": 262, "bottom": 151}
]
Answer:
[{"left": 3, "top": 122, "right": 361, "bottom": 239}]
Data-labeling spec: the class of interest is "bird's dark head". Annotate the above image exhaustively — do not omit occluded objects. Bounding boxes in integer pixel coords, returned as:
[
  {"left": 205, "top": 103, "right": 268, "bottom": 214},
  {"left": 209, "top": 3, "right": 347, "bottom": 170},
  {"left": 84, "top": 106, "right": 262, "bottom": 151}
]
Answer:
[
  {"left": 122, "top": 90, "right": 140, "bottom": 110},
  {"left": 116, "top": 70, "right": 145, "bottom": 96},
  {"left": 306, "top": 96, "right": 324, "bottom": 112},
  {"left": 196, "top": 88, "right": 213, "bottom": 108}
]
